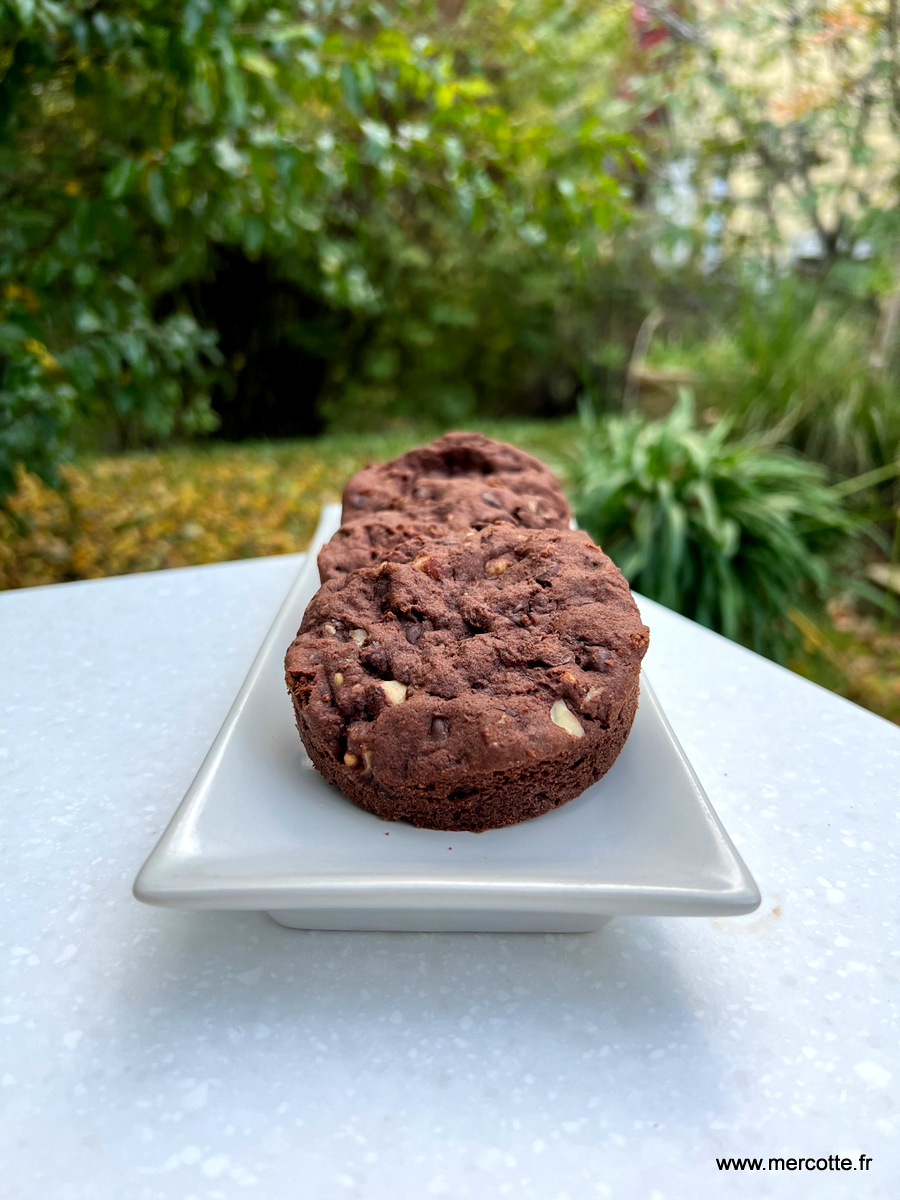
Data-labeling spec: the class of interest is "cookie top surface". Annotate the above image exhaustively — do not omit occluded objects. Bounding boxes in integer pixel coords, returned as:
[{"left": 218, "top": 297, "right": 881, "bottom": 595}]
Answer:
[
  {"left": 286, "top": 526, "right": 649, "bottom": 788},
  {"left": 341, "top": 432, "right": 570, "bottom": 523},
  {"left": 318, "top": 512, "right": 446, "bottom": 583},
  {"left": 376, "top": 431, "right": 558, "bottom": 479},
  {"left": 320, "top": 477, "right": 571, "bottom": 581}
]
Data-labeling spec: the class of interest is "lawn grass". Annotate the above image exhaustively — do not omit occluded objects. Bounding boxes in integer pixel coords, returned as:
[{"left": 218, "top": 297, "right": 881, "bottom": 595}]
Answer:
[{"left": 2, "top": 415, "right": 897, "bottom": 723}]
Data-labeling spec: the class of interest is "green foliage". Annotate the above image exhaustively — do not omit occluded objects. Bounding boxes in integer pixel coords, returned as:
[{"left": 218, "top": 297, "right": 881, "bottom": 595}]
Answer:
[
  {"left": 643, "top": 277, "right": 900, "bottom": 490},
  {"left": 0, "top": 323, "right": 76, "bottom": 497},
  {"left": 570, "top": 392, "right": 858, "bottom": 663},
  {"left": 0, "top": 0, "right": 637, "bottom": 493},
  {"left": 723, "top": 280, "right": 900, "bottom": 483}
]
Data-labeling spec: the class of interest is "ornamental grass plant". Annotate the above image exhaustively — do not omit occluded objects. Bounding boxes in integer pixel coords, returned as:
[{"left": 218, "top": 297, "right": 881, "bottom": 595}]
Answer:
[
  {"left": 569, "top": 392, "right": 860, "bottom": 664},
  {"left": 714, "top": 282, "right": 900, "bottom": 488}
]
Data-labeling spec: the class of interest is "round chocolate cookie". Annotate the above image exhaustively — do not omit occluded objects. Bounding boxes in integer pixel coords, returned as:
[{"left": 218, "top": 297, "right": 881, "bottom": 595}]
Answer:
[
  {"left": 320, "top": 476, "right": 570, "bottom": 582},
  {"left": 318, "top": 511, "right": 446, "bottom": 583},
  {"left": 286, "top": 526, "right": 649, "bottom": 832},
  {"left": 341, "top": 431, "right": 570, "bottom": 526}
]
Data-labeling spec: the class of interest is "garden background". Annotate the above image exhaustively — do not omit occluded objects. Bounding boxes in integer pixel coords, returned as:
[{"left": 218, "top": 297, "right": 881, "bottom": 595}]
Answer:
[{"left": 2, "top": 0, "right": 898, "bottom": 721}]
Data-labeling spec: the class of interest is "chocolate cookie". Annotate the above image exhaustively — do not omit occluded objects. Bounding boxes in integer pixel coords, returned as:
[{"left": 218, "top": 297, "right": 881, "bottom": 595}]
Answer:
[
  {"left": 341, "top": 432, "right": 570, "bottom": 526},
  {"left": 319, "top": 476, "right": 570, "bottom": 582},
  {"left": 318, "top": 512, "right": 446, "bottom": 584},
  {"left": 286, "top": 526, "right": 649, "bottom": 831}
]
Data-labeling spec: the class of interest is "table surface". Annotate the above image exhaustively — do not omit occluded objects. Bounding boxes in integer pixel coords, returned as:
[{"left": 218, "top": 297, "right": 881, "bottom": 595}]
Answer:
[{"left": 2, "top": 553, "right": 898, "bottom": 1199}]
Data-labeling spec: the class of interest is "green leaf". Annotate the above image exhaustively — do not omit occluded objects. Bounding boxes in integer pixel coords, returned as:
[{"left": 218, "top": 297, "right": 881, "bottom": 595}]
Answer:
[
  {"left": 106, "top": 158, "right": 138, "bottom": 200},
  {"left": 145, "top": 170, "right": 172, "bottom": 226},
  {"left": 241, "top": 51, "right": 275, "bottom": 80}
]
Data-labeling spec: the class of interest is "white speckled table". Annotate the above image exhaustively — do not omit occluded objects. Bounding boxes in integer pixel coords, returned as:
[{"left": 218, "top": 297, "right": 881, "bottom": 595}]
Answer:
[{"left": 2, "top": 554, "right": 898, "bottom": 1200}]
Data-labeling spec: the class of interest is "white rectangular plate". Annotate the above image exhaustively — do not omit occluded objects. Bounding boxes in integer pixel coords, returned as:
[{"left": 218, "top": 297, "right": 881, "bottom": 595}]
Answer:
[{"left": 134, "top": 505, "right": 760, "bottom": 932}]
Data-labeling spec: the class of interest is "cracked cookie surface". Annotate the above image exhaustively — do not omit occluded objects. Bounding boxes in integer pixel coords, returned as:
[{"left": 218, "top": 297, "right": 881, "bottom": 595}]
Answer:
[{"left": 286, "top": 525, "right": 649, "bottom": 831}]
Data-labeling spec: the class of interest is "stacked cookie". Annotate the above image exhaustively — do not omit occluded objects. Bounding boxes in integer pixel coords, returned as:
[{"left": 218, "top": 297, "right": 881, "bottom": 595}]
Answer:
[
  {"left": 318, "top": 432, "right": 572, "bottom": 581},
  {"left": 285, "top": 433, "right": 649, "bottom": 832}
]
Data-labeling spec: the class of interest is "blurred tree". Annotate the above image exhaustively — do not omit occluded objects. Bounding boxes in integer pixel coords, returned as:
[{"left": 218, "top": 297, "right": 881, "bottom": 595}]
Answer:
[
  {"left": 639, "top": 0, "right": 900, "bottom": 276},
  {"left": 620, "top": 2, "right": 900, "bottom": 485}
]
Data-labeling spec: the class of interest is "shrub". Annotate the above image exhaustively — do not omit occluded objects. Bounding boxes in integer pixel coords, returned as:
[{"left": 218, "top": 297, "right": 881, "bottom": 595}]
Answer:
[
  {"left": 0, "top": 0, "right": 637, "bottom": 498},
  {"left": 569, "top": 392, "right": 858, "bottom": 663}
]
